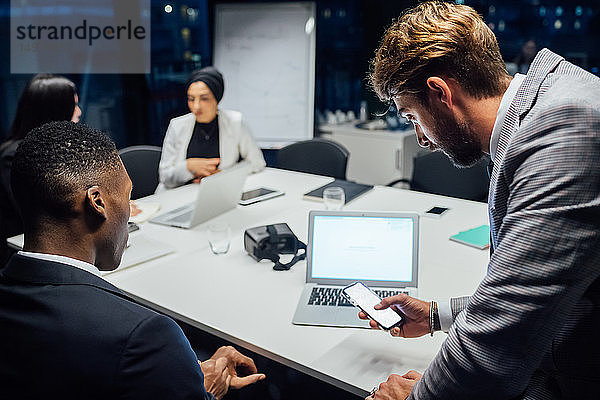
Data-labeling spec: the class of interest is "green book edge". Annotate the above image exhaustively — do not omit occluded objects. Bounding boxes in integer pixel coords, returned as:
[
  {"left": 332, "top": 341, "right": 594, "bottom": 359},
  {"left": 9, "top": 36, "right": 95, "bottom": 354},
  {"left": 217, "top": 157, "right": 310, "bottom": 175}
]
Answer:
[{"left": 449, "top": 225, "right": 490, "bottom": 250}]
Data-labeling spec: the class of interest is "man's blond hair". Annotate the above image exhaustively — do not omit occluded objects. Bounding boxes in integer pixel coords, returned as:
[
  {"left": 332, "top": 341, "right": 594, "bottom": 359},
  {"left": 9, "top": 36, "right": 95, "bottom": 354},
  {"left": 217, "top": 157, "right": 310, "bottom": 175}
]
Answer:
[{"left": 371, "top": 1, "right": 509, "bottom": 103}]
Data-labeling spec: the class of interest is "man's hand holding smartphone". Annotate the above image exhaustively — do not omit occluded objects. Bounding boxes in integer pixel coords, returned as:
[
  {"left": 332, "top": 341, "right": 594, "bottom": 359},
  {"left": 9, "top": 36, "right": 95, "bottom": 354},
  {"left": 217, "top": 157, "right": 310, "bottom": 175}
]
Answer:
[
  {"left": 345, "top": 284, "right": 430, "bottom": 399},
  {"left": 343, "top": 282, "right": 403, "bottom": 330},
  {"left": 358, "top": 292, "right": 432, "bottom": 338}
]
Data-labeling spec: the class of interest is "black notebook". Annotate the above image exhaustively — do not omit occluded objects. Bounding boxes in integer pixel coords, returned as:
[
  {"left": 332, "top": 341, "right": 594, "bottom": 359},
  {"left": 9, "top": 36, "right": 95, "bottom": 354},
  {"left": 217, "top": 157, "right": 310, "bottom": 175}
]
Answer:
[{"left": 303, "top": 180, "right": 373, "bottom": 204}]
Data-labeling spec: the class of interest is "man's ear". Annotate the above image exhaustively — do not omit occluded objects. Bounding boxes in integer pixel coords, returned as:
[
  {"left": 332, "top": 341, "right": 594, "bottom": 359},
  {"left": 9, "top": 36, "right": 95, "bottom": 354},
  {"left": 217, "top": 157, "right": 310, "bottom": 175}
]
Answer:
[
  {"left": 86, "top": 186, "right": 107, "bottom": 220},
  {"left": 426, "top": 77, "right": 453, "bottom": 110}
]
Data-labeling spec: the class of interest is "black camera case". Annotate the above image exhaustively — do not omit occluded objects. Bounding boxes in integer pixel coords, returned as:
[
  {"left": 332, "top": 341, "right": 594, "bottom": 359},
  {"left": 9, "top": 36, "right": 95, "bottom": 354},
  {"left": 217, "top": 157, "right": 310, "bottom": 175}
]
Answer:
[{"left": 244, "top": 223, "right": 306, "bottom": 270}]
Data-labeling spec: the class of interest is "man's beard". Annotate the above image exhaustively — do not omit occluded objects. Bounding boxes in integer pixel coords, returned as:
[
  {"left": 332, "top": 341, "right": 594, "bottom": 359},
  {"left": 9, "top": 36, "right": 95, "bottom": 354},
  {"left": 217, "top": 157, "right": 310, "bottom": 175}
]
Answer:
[{"left": 429, "top": 107, "right": 484, "bottom": 168}]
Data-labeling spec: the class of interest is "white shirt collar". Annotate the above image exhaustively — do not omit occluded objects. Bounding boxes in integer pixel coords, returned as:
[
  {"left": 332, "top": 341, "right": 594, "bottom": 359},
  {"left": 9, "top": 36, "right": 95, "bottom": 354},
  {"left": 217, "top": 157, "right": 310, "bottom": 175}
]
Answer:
[
  {"left": 490, "top": 73, "right": 525, "bottom": 161},
  {"left": 17, "top": 251, "right": 105, "bottom": 279}
]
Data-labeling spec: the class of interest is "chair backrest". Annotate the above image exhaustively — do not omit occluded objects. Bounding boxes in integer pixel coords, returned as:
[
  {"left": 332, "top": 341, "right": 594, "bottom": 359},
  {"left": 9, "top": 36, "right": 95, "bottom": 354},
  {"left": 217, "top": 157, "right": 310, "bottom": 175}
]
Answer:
[
  {"left": 410, "top": 151, "right": 489, "bottom": 202},
  {"left": 276, "top": 138, "right": 349, "bottom": 180},
  {"left": 118, "top": 145, "right": 162, "bottom": 200}
]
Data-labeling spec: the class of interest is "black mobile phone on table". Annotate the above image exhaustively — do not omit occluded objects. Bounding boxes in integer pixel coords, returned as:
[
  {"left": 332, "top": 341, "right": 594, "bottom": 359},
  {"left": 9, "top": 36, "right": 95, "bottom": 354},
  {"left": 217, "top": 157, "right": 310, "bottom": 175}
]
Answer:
[
  {"left": 342, "top": 282, "right": 403, "bottom": 330},
  {"left": 424, "top": 206, "right": 449, "bottom": 218},
  {"left": 127, "top": 222, "right": 140, "bottom": 233},
  {"left": 239, "top": 188, "right": 284, "bottom": 205}
]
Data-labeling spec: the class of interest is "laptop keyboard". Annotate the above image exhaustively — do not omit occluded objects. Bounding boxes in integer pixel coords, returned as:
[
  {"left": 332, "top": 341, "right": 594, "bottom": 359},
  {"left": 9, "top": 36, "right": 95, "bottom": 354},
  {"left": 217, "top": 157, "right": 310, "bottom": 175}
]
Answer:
[{"left": 308, "top": 287, "right": 408, "bottom": 307}]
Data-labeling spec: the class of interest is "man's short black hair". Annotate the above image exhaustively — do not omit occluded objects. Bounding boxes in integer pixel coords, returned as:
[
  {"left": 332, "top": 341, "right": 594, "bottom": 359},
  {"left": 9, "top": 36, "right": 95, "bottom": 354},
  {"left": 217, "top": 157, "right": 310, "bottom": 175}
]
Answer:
[{"left": 11, "top": 121, "right": 121, "bottom": 222}]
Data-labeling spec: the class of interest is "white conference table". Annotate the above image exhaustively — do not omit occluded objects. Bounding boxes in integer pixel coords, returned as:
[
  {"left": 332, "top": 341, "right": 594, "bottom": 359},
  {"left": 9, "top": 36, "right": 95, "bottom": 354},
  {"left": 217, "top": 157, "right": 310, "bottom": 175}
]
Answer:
[
  {"left": 109, "top": 168, "right": 490, "bottom": 396},
  {"left": 9, "top": 168, "right": 490, "bottom": 396}
]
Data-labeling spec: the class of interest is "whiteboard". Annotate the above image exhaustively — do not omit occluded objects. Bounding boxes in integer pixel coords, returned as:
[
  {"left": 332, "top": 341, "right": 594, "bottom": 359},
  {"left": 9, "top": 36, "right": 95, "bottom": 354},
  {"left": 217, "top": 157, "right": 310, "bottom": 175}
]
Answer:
[{"left": 214, "top": 3, "right": 316, "bottom": 148}]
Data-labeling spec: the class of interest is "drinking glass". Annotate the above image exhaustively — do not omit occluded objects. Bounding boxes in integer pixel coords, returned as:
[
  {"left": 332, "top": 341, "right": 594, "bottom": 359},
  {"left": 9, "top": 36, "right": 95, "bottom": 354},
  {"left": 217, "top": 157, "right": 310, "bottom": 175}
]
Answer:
[
  {"left": 207, "top": 222, "right": 231, "bottom": 254},
  {"left": 323, "top": 187, "right": 345, "bottom": 210}
]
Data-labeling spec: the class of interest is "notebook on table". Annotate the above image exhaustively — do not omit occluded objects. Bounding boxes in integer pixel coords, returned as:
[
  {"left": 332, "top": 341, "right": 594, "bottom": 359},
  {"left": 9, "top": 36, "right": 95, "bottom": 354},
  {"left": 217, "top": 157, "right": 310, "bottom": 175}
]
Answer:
[
  {"left": 303, "top": 180, "right": 373, "bottom": 204},
  {"left": 292, "top": 210, "right": 419, "bottom": 328},
  {"left": 450, "top": 225, "right": 490, "bottom": 249}
]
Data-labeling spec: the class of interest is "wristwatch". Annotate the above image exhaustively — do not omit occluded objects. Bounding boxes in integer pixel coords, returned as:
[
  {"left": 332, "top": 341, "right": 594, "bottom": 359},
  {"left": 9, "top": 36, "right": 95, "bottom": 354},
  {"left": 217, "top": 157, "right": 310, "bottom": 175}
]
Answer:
[{"left": 430, "top": 301, "right": 441, "bottom": 336}]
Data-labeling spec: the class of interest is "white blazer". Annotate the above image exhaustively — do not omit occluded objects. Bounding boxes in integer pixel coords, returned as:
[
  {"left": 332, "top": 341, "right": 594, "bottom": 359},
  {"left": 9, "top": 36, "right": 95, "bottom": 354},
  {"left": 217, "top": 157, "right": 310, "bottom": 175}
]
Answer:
[{"left": 157, "top": 110, "right": 266, "bottom": 191}]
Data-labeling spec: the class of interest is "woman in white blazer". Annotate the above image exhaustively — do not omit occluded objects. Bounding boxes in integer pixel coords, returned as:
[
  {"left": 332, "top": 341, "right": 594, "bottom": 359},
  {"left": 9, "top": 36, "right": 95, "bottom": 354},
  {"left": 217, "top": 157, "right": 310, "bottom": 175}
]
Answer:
[{"left": 157, "top": 67, "right": 265, "bottom": 191}]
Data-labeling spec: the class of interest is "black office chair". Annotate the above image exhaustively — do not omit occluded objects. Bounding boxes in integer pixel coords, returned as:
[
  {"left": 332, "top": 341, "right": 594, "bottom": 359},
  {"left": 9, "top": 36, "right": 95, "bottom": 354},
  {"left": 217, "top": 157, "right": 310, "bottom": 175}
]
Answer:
[
  {"left": 0, "top": 212, "right": 8, "bottom": 267},
  {"left": 118, "top": 145, "right": 162, "bottom": 200},
  {"left": 276, "top": 138, "right": 349, "bottom": 180},
  {"left": 389, "top": 151, "right": 489, "bottom": 202}
]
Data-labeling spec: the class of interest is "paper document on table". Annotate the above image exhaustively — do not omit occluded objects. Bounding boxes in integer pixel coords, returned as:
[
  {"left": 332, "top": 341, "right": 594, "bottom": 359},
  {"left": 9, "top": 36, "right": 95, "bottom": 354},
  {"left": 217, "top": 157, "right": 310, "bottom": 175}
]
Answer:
[
  {"left": 129, "top": 202, "right": 161, "bottom": 224},
  {"left": 102, "top": 234, "right": 174, "bottom": 275},
  {"left": 7, "top": 232, "right": 173, "bottom": 274},
  {"left": 6, "top": 234, "right": 24, "bottom": 250}
]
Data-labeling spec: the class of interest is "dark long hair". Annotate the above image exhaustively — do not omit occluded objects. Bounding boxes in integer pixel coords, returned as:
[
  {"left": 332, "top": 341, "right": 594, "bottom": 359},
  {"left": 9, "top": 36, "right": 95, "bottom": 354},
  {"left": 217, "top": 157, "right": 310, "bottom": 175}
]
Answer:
[{"left": 7, "top": 74, "right": 77, "bottom": 143}]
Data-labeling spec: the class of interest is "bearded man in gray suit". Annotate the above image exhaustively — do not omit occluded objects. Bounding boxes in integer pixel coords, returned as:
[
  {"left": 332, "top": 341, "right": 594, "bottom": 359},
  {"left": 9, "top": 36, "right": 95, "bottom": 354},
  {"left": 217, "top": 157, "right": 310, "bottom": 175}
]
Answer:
[{"left": 361, "top": 2, "right": 600, "bottom": 399}]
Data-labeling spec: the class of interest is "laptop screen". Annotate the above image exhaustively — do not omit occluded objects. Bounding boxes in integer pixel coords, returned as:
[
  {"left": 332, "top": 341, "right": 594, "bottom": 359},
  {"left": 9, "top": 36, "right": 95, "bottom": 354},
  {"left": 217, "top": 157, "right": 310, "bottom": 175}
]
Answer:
[{"left": 308, "top": 213, "right": 418, "bottom": 286}]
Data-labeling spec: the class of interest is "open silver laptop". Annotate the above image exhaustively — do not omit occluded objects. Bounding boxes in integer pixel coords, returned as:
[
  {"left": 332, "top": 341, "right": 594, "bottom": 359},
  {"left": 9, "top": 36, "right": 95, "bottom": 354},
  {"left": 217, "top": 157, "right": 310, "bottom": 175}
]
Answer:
[
  {"left": 292, "top": 210, "right": 419, "bottom": 328},
  {"left": 150, "top": 162, "right": 251, "bottom": 229}
]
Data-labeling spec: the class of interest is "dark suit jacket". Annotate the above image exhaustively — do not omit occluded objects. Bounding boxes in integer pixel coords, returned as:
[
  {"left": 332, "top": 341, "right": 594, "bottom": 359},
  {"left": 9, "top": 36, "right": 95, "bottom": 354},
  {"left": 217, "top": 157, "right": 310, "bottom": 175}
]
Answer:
[
  {"left": 0, "top": 140, "right": 22, "bottom": 264},
  {"left": 411, "top": 49, "right": 600, "bottom": 399},
  {"left": 0, "top": 254, "right": 215, "bottom": 399},
  {"left": 0, "top": 140, "right": 22, "bottom": 236}
]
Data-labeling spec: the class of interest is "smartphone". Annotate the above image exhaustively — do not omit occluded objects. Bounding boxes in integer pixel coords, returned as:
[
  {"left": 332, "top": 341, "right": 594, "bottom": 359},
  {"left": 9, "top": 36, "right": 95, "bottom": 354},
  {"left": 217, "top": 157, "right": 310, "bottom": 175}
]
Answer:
[
  {"left": 127, "top": 222, "right": 140, "bottom": 233},
  {"left": 424, "top": 206, "right": 449, "bottom": 218},
  {"left": 239, "top": 187, "right": 284, "bottom": 205},
  {"left": 342, "top": 282, "right": 403, "bottom": 330}
]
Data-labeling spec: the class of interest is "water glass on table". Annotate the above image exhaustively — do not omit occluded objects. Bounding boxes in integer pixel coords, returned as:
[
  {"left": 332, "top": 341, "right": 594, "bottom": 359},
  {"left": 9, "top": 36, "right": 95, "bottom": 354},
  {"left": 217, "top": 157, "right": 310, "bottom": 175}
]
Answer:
[
  {"left": 207, "top": 222, "right": 231, "bottom": 254},
  {"left": 323, "top": 187, "right": 345, "bottom": 210}
]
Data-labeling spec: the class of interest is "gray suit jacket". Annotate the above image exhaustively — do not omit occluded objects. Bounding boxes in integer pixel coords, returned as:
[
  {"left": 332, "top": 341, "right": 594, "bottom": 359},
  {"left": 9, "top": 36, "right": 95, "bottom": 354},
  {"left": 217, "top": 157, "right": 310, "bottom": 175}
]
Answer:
[{"left": 410, "top": 49, "right": 600, "bottom": 399}]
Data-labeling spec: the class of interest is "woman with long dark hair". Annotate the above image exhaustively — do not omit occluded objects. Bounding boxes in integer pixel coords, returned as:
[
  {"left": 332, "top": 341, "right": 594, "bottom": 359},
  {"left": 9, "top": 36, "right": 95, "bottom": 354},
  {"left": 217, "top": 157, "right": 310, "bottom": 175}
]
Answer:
[
  {"left": 4, "top": 74, "right": 81, "bottom": 146},
  {"left": 1, "top": 74, "right": 81, "bottom": 263}
]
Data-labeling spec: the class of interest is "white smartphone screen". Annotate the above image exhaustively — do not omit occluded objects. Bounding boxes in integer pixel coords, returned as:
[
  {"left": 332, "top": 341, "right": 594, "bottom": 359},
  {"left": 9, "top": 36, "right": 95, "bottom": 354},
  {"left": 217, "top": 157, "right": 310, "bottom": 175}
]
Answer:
[{"left": 343, "top": 282, "right": 402, "bottom": 330}]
